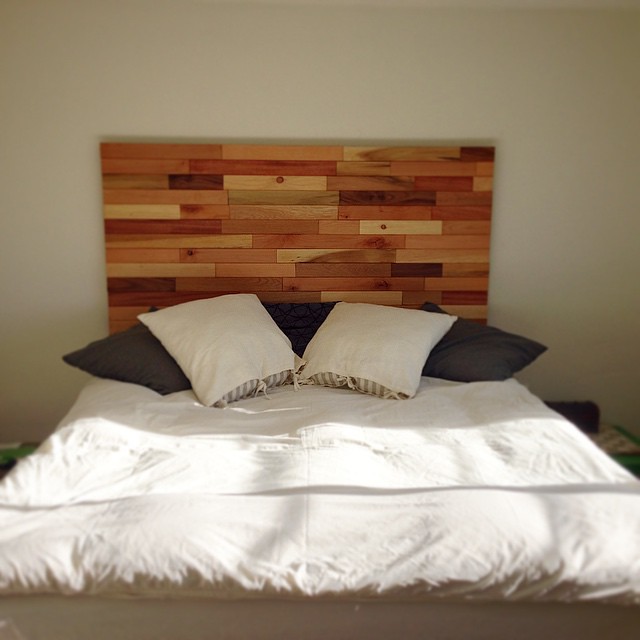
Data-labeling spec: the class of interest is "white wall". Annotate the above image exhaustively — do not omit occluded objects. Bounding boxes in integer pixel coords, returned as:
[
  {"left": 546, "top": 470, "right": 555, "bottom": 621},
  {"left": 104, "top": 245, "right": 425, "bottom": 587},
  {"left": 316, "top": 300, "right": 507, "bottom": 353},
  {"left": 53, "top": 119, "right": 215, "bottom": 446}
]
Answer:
[{"left": 1, "top": 0, "right": 639, "bottom": 442}]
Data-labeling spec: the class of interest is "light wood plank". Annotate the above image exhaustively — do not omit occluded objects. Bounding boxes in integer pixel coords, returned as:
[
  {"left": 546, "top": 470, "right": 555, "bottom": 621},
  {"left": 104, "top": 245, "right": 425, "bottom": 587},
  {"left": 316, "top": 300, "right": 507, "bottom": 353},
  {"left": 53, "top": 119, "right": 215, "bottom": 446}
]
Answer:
[
  {"left": 229, "top": 205, "right": 338, "bottom": 220},
  {"left": 103, "top": 175, "right": 169, "bottom": 189},
  {"left": 104, "top": 204, "right": 181, "bottom": 220},
  {"left": 224, "top": 176, "right": 327, "bottom": 191},
  {"left": 473, "top": 177, "right": 494, "bottom": 192},
  {"left": 360, "top": 220, "right": 442, "bottom": 235}
]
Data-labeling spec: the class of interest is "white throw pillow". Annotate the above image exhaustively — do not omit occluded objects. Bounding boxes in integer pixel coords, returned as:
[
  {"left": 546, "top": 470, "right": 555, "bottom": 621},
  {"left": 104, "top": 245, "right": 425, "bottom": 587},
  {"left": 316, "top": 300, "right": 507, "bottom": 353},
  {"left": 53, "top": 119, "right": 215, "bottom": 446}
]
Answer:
[
  {"left": 299, "top": 302, "right": 456, "bottom": 399},
  {"left": 138, "top": 294, "right": 300, "bottom": 407}
]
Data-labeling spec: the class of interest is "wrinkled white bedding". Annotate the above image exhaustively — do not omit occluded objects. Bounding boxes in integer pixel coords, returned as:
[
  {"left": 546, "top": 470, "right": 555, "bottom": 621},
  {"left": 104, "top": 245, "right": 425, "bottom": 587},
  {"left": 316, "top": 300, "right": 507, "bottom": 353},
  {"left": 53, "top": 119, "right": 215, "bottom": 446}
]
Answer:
[{"left": 1, "top": 377, "right": 639, "bottom": 604}]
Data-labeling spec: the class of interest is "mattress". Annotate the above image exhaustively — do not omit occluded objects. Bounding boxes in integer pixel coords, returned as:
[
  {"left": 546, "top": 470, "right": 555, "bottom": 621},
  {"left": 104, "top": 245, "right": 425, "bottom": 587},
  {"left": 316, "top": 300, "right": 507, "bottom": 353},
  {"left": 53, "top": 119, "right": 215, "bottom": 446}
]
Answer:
[{"left": 1, "top": 376, "right": 638, "bottom": 608}]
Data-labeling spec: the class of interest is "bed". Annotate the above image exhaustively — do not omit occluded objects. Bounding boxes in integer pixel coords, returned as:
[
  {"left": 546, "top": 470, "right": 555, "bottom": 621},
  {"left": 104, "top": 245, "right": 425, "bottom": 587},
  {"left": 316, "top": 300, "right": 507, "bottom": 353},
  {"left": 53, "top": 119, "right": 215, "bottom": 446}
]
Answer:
[{"left": 1, "top": 143, "right": 639, "bottom": 640}]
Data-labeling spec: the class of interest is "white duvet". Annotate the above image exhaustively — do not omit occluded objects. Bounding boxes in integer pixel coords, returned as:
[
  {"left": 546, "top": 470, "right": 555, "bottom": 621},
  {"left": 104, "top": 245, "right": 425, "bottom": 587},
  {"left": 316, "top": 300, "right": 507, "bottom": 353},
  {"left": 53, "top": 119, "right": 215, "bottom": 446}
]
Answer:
[{"left": 1, "top": 377, "right": 639, "bottom": 604}]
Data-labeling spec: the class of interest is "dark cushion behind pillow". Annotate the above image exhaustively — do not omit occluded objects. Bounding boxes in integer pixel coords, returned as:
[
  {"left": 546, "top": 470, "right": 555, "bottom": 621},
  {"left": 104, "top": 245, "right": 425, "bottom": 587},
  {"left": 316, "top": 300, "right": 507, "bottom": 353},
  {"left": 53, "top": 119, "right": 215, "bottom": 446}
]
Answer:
[
  {"left": 421, "top": 302, "right": 547, "bottom": 382},
  {"left": 263, "top": 302, "right": 337, "bottom": 357},
  {"left": 63, "top": 323, "right": 191, "bottom": 395}
]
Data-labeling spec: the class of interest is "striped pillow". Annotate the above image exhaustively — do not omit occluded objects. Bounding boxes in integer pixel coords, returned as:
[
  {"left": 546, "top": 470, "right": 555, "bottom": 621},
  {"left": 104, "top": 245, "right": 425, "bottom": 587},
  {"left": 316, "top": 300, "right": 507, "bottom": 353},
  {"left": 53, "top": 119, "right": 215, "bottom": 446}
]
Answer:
[
  {"left": 214, "top": 370, "right": 292, "bottom": 407},
  {"left": 299, "top": 302, "right": 456, "bottom": 399}
]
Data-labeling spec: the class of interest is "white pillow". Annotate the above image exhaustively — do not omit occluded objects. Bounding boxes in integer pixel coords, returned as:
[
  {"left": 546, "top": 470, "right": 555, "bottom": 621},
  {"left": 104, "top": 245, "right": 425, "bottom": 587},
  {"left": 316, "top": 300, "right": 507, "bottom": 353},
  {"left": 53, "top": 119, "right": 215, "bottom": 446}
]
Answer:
[
  {"left": 298, "top": 302, "right": 456, "bottom": 399},
  {"left": 138, "top": 294, "right": 300, "bottom": 407}
]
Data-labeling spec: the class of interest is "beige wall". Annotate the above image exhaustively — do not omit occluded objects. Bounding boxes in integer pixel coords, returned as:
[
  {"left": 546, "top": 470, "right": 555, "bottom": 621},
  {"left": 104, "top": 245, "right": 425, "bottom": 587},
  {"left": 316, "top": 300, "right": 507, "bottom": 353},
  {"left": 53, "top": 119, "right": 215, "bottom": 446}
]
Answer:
[{"left": 1, "top": 0, "right": 639, "bottom": 441}]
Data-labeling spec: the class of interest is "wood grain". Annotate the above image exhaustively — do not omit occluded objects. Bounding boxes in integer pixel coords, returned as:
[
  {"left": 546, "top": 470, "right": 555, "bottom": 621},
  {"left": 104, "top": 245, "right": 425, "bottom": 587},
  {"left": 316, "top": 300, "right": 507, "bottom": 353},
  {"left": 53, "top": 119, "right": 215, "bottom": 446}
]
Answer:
[{"left": 101, "top": 143, "right": 494, "bottom": 326}]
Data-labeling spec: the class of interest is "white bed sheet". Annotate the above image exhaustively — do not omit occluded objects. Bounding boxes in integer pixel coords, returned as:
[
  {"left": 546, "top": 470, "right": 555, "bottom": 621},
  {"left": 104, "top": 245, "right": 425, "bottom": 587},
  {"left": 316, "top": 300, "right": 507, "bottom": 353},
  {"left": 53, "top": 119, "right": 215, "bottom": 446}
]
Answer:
[{"left": 0, "top": 377, "right": 639, "bottom": 607}]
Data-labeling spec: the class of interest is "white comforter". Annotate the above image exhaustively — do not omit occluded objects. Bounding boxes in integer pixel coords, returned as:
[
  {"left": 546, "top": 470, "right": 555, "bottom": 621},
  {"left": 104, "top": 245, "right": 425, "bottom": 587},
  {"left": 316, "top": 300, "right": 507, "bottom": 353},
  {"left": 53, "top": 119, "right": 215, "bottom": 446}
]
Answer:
[{"left": 1, "top": 377, "right": 639, "bottom": 604}]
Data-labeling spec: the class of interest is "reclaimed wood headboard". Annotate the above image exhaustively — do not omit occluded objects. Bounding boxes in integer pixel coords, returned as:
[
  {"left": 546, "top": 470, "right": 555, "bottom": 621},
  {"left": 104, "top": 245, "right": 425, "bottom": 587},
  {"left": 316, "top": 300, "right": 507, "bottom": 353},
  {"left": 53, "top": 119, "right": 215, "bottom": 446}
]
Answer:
[{"left": 102, "top": 143, "right": 494, "bottom": 333}]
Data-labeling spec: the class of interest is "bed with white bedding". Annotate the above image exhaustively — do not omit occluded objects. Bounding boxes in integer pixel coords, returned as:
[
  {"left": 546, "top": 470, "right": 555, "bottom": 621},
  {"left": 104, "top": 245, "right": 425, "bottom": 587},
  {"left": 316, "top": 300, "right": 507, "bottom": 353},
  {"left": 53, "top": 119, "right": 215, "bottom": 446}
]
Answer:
[{"left": 1, "top": 349, "right": 640, "bottom": 638}]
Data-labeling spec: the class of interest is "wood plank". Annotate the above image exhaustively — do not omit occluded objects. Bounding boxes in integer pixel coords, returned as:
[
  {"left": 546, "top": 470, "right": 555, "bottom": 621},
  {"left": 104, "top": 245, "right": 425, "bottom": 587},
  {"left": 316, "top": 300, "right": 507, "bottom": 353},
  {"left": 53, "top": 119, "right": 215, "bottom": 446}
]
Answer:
[
  {"left": 108, "top": 306, "right": 151, "bottom": 320},
  {"left": 222, "top": 145, "right": 343, "bottom": 161},
  {"left": 442, "top": 291, "right": 488, "bottom": 305},
  {"left": 108, "top": 277, "right": 175, "bottom": 292},
  {"left": 108, "top": 292, "right": 229, "bottom": 307},
  {"left": 277, "top": 249, "right": 396, "bottom": 263},
  {"left": 415, "top": 177, "right": 474, "bottom": 192},
  {"left": 221, "top": 220, "right": 319, "bottom": 234},
  {"left": 339, "top": 191, "right": 436, "bottom": 206},
  {"left": 437, "top": 192, "right": 493, "bottom": 206},
  {"left": 475, "top": 162, "right": 494, "bottom": 177},
  {"left": 176, "top": 277, "right": 283, "bottom": 292},
  {"left": 359, "top": 220, "right": 442, "bottom": 235},
  {"left": 391, "top": 263, "right": 443, "bottom": 277},
  {"left": 339, "top": 205, "right": 432, "bottom": 220},
  {"left": 327, "top": 176, "right": 415, "bottom": 191},
  {"left": 405, "top": 235, "right": 490, "bottom": 249},
  {"left": 396, "top": 249, "right": 490, "bottom": 263},
  {"left": 229, "top": 205, "right": 338, "bottom": 220},
  {"left": 229, "top": 191, "right": 339, "bottom": 206},
  {"left": 344, "top": 147, "right": 461, "bottom": 162},
  {"left": 104, "top": 189, "right": 228, "bottom": 205},
  {"left": 320, "top": 291, "right": 402, "bottom": 305},
  {"left": 257, "top": 292, "right": 323, "bottom": 303},
  {"left": 473, "top": 176, "right": 494, "bottom": 192},
  {"left": 296, "top": 263, "right": 391, "bottom": 277},
  {"left": 191, "top": 159, "right": 337, "bottom": 176},
  {"left": 101, "top": 159, "right": 190, "bottom": 174},
  {"left": 180, "top": 248, "right": 277, "bottom": 263},
  {"left": 424, "top": 277, "right": 489, "bottom": 291},
  {"left": 103, "top": 175, "right": 168, "bottom": 189},
  {"left": 318, "top": 220, "right": 360, "bottom": 234},
  {"left": 442, "top": 263, "right": 490, "bottom": 277},
  {"left": 169, "top": 175, "right": 223, "bottom": 190},
  {"left": 282, "top": 278, "right": 424, "bottom": 291},
  {"left": 253, "top": 234, "right": 404, "bottom": 250},
  {"left": 336, "top": 162, "right": 391, "bottom": 176},
  {"left": 389, "top": 162, "right": 477, "bottom": 177},
  {"left": 224, "top": 176, "right": 327, "bottom": 191},
  {"left": 105, "top": 220, "right": 222, "bottom": 235},
  {"left": 431, "top": 206, "right": 492, "bottom": 221},
  {"left": 104, "top": 204, "right": 181, "bottom": 220},
  {"left": 442, "top": 221, "right": 491, "bottom": 235},
  {"left": 106, "top": 235, "right": 251, "bottom": 249},
  {"left": 101, "top": 143, "right": 222, "bottom": 159},
  {"left": 216, "top": 263, "right": 296, "bottom": 278},
  {"left": 107, "top": 263, "right": 216, "bottom": 277},
  {"left": 180, "top": 205, "right": 230, "bottom": 219},
  {"left": 106, "top": 248, "right": 180, "bottom": 263}
]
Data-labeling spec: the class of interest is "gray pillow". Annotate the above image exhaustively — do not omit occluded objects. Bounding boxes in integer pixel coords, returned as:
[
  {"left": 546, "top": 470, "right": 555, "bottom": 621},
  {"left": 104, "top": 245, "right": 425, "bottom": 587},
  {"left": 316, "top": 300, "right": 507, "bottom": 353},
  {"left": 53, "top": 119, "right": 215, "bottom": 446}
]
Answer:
[
  {"left": 63, "top": 323, "right": 191, "bottom": 395},
  {"left": 421, "top": 302, "right": 547, "bottom": 382}
]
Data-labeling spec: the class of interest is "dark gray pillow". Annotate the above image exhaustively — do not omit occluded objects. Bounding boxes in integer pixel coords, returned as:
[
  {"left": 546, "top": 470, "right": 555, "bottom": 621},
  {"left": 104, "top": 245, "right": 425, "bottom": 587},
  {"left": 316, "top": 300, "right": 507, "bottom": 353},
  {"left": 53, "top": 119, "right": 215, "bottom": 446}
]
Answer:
[
  {"left": 63, "top": 323, "right": 191, "bottom": 395},
  {"left": 262, "top": 302, "right": 337, "bottom": 357},
  {"left": 421, "top": 302, "right": 547, "bottom": 382}
]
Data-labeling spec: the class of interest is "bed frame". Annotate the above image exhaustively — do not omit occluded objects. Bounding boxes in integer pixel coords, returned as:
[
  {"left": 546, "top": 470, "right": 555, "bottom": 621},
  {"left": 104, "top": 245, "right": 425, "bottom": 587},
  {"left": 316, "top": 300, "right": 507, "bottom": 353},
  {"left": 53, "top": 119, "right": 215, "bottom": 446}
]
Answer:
[{"left": 101, "top": 142, "right": 494, "bottom": 332}]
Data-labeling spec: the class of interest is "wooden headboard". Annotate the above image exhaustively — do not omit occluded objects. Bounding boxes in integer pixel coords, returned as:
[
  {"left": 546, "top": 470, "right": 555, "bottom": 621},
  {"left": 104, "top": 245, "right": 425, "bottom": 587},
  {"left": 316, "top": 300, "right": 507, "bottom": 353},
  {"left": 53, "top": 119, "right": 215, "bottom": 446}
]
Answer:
[{"left": 102, "top": 143, "right": 494, "bottom": 333}]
